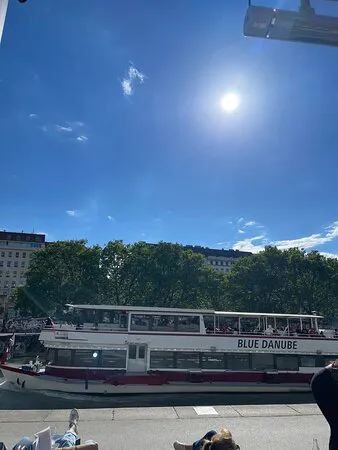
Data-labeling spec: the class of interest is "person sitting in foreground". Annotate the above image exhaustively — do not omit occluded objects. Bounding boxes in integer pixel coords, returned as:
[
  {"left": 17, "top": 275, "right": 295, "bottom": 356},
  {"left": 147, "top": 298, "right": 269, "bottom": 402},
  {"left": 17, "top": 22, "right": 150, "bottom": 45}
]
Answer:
[
  {"left": 311, "top": 359, "right": 338, "bottom": 450},
  {"left": 12, "top": 408, "right": 81, "bottom": 450},
  {"left": 174, "top": 428, "right": 240, "bottom": 450}
]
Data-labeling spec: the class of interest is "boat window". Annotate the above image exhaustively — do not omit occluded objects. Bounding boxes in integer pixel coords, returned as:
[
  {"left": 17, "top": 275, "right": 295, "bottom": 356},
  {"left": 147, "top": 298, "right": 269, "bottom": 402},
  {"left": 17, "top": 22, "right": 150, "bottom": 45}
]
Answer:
[
  {"left": 150, "top": 351, "right": 175, "bottom": 369},
  {"left": 300, "top": 355, "right": 316, "bottom": 367},
  {"left": 152, "top": 315, "right": 176, "bottom": 332},
  {"left": 176, "top": 351, "right": 200, "bottom": 369},
  {"left": 128, "top": 345, "right": 137, "bottom": 359},
  {"left": 177, "top": 316, "right": 200, "bottom": 332},
  {"left": 83, "top": 309, "right": 98, "bottom": 324},
  {"left": 251, "top": 353, "right": 274, "bottom": 371},
  {"left": 324, "top": 355, "right": 338, "bottom": 365},
  {"left": 130, "top": 314, "right": 151, "bottom": 331},
  {"left": 56, "top": 349, "right": 72, "bottom": 366},
  {"left": 203, "top": 315, "right": 215, "bottom": 333},
  {"left": 240, "top": 317, "right": 260, "bottom": 334},
  {"left": 74, "top": 350, "right": 99, "bottom": 368},
  {"left": 101, "top": 350, "right": 126, "bottom": 368},
  {"left": 138, "top": 346, "right": 146, "bottom": 359},
  {"left": 201, "top": 352, "right": 225, "bottom": 369},
  {"left": 226, "top": 353, "right": 250, "bottom": 370},
  {"left": 275, "top": 355, "right": 299, "bottom": 371},
  {"left": 46, "top": 348, "right": 56, "bottom": 365}
]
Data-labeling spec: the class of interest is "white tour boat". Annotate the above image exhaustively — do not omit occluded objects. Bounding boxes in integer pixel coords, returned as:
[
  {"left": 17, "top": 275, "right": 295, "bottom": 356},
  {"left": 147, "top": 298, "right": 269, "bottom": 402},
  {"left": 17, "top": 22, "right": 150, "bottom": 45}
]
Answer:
[{"left": 0, "top": 304, "right": 336, "bottom": 395}]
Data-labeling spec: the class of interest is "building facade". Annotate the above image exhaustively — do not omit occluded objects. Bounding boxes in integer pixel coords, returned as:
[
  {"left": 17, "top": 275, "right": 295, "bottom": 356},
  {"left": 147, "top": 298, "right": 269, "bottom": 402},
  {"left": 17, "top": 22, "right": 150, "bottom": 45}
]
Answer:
[
  {"left": 0, "top": 231, "right": 46, "bottom": 308},
  {"left": 185, "top": 246, "right": 252, "bottom": 273}
]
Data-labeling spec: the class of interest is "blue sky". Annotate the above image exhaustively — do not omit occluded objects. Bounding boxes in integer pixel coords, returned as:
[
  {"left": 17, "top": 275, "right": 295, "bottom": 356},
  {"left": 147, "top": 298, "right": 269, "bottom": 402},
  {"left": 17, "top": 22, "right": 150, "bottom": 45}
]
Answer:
[{"left": 1, "top": 0, "right": 338, "bottom": 257}]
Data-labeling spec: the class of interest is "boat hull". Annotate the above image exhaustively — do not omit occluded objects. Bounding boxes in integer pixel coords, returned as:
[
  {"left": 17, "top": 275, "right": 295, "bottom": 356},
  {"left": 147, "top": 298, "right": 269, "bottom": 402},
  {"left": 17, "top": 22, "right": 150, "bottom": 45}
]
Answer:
[{"left": 0, "top": 365, "right": 312, "bottom": 395}]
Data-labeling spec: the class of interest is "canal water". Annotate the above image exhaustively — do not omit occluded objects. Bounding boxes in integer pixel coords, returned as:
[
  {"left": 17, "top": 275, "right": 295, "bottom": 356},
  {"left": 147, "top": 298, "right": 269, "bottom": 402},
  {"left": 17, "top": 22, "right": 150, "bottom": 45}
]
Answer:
[{"left": 0, "top": 387, "right": 314, "bottom": 410}]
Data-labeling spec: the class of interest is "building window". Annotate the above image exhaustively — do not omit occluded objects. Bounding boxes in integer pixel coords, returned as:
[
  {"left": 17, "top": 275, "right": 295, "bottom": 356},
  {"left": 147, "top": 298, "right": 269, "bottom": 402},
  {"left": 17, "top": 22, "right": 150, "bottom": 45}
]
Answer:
[
  {"left": 4, "top": 282, "right": 9, "bottom": 288},
  {"left": 22, "top": 252, "right": 26, "bottom": 258},
  {"left": 8, "top": 252, "right": 12, "bottom": 257},
  {"left": 13, "top": 271, "right": 17, "bottom": 277},
  {"left": 0, "top": 252, "right": 4, "bottom": 257},
  {"left": 15, "top": 252, "right": 19, "bottom": 258},
  {"left": 11, "top": 281, "right": 16, "bottom": 288},
  {"left": 7, "top": 261, "right": 11, "bottom": 267},
  {"left": 150, "top": 351, "right": 175, "bottom": 369},
  {"left": 0, "top": 261, "right": 3, "bottom": 267},
  {"left": 21, "top": 262, "right": 25, "bottom": 268},
  {"left": 5, "top": 271, "right": 10, "bottom": 277},
  {"left": 0, "top": 271, "right": 2, "bottom": 277},
  {"left": 14, "top": 261, "right": 18, "bottom": 268}
]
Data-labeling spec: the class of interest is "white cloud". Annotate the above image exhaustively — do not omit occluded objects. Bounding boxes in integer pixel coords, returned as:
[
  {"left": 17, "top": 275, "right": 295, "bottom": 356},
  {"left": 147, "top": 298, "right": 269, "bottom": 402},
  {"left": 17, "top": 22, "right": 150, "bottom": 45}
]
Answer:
[
  {"left": 320, "top": 252, "right": 338, "bottom": 259},
  {"left": 66, "top": 210, "right": 82, "bottom": 218},
  {"left": 238, "top": 229, "right": 245, "bottom": 234},
  {"left": 232, "top": 221, "right": 338, "bottom": 257},
  {"left": 76, "top": 135, "right": 88, "bottom": 143},
  {"left": 121, "top": 63, "right": 146, "bottom": 96},
  {"left": 71, "top": 121, "right": 85, "bottom": 127},
  {"left": 238, "top": 217, "right": 244, "bottom": 224},
  {"left": 233, "top": 235, "right": 266, "bottom": 253},
  {"left": 56, "top": 125, "right": 73, "bottom": 132},
  {"left": 29, "top": 113, "right": 37, "bottom": 119},
  {"left": 244, "top": 220, "right": 257, "bottom": 227},
  {"left": 107, "top": 215, "right": 114, "bottom": 221}
]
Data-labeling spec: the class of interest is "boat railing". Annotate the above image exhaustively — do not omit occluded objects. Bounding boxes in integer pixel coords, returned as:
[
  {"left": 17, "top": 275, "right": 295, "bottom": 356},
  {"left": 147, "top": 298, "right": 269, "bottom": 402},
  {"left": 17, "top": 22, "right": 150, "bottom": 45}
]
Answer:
[{"left": 43, "top": 323, "right": 338, "bottom": 339}]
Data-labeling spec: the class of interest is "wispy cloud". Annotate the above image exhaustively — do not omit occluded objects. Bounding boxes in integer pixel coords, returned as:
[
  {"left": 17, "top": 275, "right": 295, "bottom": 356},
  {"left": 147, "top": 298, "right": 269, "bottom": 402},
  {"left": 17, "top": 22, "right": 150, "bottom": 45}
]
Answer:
[
  {"left": 66, "top": 210, "right": 82, "bottom": 218},
  {"left": 29, "top": 113, "right": 37, "bottom": 119},
  {"left": 56, "top": 124, "right": 73, "bottom": 132},
  {"left": 107, "top": 215, "right": 114, "bottom": 221},
  {"left": 238, "top": 229, "right": 245, "bottom": 234},
  {"left": 244, "top": 220, "right": 257, "bottom": 227},
  {"left": 232, "top": 221, "right": 338, "bottom": 257},
  {"left": 76, "top": 135, "right": 88, "bottom": 143},
  {"left": 121, "top": 63, "right": 146, "bottom": 96}
]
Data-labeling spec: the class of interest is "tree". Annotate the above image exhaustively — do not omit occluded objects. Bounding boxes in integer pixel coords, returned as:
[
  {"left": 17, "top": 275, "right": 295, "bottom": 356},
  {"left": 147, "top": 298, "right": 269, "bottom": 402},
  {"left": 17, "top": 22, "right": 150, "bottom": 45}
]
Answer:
[{"left": 14, "top": 240, "right": 102, "bottom": 316}]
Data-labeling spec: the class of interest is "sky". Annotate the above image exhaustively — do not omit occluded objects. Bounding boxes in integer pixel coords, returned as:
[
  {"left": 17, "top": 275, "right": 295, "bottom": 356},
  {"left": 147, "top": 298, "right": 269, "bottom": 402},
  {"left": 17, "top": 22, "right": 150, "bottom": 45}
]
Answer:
[{"left": 1, "top": 0, "right": 338, "bottom": 257}]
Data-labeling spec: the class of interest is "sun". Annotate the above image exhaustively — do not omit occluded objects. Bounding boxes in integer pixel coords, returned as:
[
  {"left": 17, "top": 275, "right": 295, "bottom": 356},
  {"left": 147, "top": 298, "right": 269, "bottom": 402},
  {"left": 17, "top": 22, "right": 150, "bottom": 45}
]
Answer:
[{"left": 220, "top": 93, "right": 240, "bottom": 113}]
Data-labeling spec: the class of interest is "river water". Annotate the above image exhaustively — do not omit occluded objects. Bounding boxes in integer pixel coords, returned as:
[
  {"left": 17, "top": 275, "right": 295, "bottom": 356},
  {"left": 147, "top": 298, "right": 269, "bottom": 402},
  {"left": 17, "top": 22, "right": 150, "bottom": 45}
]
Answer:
[{"left": 0, "top": 387, "right": 314, "bottom": 410}]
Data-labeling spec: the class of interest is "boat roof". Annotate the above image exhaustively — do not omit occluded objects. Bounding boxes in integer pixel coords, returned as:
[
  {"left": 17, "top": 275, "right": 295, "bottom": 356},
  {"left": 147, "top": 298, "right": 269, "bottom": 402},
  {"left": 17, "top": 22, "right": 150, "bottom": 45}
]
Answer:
[{"left": 66, "top": 304, "right": 323, "bottom": 319}]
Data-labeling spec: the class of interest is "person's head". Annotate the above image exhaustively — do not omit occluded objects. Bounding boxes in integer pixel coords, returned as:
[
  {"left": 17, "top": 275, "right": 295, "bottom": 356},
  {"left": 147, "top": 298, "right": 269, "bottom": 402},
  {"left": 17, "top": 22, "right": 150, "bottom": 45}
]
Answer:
[{"left": 202, "top": 429, "right": 239, "bottom": 450}]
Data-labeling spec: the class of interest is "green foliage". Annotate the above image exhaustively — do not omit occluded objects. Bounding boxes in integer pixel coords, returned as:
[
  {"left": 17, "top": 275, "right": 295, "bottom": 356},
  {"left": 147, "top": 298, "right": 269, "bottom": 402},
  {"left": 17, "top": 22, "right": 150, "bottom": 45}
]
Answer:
[
  {"left": 226, "top": 246, "right": 338, "bottom": 318},
  {"left": 13, "top": 241, "right": 338, "bottom": 319}
]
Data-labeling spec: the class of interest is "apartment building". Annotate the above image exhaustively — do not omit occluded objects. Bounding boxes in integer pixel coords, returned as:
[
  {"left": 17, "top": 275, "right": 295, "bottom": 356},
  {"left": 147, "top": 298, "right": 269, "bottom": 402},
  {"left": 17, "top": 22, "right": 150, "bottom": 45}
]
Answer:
[
  {"left": 0, "top": 231, "right": 46, "bottom": 307},
  {"left": 185, "top": 246, "right": 252, "bottom": 273}
]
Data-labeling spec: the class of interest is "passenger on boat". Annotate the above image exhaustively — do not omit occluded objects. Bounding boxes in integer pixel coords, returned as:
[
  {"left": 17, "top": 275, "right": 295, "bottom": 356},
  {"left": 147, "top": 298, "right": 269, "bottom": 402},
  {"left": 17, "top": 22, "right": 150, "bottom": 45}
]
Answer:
[
  {"left": 311, "top": 359, "right": 338, "bottom": 450},
  {"left": 173, "top": 428, "right": 240, "bottom": 450}
]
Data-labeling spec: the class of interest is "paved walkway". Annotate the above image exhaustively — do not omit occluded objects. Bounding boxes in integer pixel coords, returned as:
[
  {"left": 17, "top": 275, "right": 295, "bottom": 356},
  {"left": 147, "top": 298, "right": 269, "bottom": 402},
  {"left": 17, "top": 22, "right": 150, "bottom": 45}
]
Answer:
[{"left": 0, "top": 404, "right": 329, "bottom": 450}]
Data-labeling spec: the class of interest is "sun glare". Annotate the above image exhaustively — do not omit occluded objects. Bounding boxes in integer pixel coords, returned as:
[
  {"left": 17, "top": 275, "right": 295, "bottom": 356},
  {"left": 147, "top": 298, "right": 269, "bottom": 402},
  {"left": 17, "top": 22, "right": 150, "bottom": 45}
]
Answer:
[{"left": 220, "top": 93, "right": 240, "bottom": 113}]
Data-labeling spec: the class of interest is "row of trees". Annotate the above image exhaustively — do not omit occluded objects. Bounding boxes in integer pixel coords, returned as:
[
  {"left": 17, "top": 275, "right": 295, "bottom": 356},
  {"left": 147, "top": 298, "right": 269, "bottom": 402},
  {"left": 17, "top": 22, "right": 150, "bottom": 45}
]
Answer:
[{"left": 13, "top": 240, "right": 338, "bottom": 319}]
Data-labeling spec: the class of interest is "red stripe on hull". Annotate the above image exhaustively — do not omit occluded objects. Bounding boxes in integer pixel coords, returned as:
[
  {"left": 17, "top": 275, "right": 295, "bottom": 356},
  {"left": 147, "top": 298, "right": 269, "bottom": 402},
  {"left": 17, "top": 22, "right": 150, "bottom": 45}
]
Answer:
[{"left": 44, "top": 366, "right": 313, "bottom": 385}]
